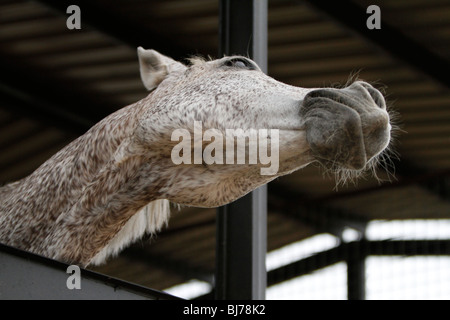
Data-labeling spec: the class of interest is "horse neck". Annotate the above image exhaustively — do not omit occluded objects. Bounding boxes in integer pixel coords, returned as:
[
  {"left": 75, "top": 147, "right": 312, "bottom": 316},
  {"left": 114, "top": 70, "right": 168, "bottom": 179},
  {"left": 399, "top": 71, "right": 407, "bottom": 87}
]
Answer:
[
  {"left": 31, "top": 102, "right": 142, "bottom": 207},
  {"left": 0, "top": 100, "right": 147, "bottom": 250}
]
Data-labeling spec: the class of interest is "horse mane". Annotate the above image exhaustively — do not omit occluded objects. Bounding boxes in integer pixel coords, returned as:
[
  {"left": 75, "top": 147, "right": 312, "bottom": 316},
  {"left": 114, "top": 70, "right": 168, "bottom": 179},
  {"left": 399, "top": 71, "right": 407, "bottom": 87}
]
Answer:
[{"left": 90, "top": 199, "right": 171, "bottom": 265}]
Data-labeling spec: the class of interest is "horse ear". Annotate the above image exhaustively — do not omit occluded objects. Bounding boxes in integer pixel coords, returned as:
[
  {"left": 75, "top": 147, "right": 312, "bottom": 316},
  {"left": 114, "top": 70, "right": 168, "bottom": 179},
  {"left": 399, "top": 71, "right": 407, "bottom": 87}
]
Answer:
[{"left": 137, "top": 47, "right": 186, "bottom": 91}]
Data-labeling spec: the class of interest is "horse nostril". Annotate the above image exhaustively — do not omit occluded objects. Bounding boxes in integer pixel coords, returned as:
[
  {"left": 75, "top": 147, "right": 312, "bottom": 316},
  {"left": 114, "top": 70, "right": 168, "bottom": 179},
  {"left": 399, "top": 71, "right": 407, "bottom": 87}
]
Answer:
[
  {"left": 304, "top": 89, "right": 330, "bottom": 99},
  {"left": 303, "top": 89, "right": 342, "bottom": 105},
  {"left": 366, "top": 86, "right": 386, "bottom": 110},
  {"left": 303, "top": 83, "right": 387, "bottom": 113},
  {"left": 351, "top": 81, "right": 386, "bottom": 110}
]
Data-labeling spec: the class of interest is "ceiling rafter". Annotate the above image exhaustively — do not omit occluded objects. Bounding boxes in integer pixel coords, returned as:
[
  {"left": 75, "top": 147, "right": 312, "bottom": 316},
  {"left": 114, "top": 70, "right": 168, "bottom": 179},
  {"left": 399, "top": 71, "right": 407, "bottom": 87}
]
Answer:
[
  {"left": 0, "top": 0, "right": 194, "bottom": 137},
  {"left": 35, "top": 0, "right": 192, "bottom": 61},
  {"left": 123, "top": 246, "right": 214, "bottom": 286},
  {"left": 0, "top": 56, "right": 100, "bottom": 135},
  {"left": 268, "top": 183, "right": 369, "bottom": 237}
]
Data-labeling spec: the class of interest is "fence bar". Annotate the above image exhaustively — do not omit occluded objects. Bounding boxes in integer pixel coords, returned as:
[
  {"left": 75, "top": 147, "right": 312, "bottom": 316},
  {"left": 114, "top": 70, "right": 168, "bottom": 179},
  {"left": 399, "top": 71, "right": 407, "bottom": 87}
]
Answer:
[
  {"left": 268, "top": 239, "right": 450, "bottom": 288},
  {"left": 0, "top": 244, "right": 179, "bottom": 300},
  {"left": 215, "top": 0, "right": 268, "bottom": 300}
]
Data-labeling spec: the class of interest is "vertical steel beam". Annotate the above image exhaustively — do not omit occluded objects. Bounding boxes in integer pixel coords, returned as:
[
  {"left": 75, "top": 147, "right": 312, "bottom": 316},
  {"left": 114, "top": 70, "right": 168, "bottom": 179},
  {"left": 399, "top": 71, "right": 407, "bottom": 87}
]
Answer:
[
  {"left": 215, "top": 0, "right": 268, "bottom": 300},
  {"left": 346, "top": 242, "right": 367, "bottom": 300}
]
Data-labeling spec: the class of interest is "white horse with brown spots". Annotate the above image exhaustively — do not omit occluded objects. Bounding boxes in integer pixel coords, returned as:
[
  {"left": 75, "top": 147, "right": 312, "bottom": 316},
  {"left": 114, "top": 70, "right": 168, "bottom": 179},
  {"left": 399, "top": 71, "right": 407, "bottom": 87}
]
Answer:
[{"left": 0, "top": 48, "right": 391, "bottom": 266}]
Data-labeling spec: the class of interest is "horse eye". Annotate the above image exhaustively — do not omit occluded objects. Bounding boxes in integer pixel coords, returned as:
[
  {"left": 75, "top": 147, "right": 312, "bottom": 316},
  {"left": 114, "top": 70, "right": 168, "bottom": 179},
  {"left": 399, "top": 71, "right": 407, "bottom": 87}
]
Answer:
[
  {"left": 224, "top": 58, "right": 255, "bottom": 70},
  {"left": 233, "top": 60, "right": 247, "bottom": 68}
]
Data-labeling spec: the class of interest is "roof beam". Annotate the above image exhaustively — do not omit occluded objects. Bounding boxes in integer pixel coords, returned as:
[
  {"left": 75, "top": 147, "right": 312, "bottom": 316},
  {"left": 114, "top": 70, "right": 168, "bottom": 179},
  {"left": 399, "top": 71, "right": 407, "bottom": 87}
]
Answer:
[
  {"left": 313, "top": 166, "right": 450, "bottom": 204},
  {"left": 302, "top": 0, "right": 450, "bottom": 90},
  {"left": 0, "top": 1, "right": 195, "bottom": 135},
  {"left": 35, "top": 0, "right": 190, "bottom": 61},
  {"left": 0, "top": 55, "right": 102, "bottom": 135},
  {"left": 123, "top": 246, "right": 214, "bottom": 286},
  {"left": 268, "top": 183, "right": 368, "bottom": 238}
]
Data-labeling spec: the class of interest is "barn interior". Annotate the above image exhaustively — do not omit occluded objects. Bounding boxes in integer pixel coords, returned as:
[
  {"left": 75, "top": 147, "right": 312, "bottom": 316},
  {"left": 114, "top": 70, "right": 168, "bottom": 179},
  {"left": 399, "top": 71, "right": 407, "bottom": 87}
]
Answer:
[{"left": 0, "top": 0, "right": 449, "bottom": 299}]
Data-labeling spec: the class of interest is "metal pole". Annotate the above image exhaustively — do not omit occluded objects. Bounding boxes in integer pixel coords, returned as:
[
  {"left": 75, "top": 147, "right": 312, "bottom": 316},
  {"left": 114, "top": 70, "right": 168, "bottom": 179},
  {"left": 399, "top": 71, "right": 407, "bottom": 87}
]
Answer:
[
  {"left": 346, "top": 241, "right": 367, "bottom": 300},
  {"left": 215, "top": 0, "right": 268, "bottom": 300}
]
